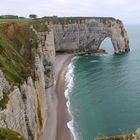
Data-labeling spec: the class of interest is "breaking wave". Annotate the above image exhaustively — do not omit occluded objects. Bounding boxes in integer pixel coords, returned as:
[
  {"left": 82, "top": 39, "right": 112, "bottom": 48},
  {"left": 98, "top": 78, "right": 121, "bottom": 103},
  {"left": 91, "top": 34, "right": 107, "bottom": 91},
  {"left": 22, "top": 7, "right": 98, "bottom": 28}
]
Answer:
[{"left": 64, "top": 57, "right": 78, "bottom": 140}]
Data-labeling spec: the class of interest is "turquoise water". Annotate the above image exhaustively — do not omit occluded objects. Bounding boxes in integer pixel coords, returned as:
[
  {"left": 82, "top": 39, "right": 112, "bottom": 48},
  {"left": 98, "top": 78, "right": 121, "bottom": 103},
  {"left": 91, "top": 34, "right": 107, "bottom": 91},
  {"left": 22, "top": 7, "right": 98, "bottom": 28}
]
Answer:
[{"left": 68, "top": 25, "right": 140, "bottom": 140}]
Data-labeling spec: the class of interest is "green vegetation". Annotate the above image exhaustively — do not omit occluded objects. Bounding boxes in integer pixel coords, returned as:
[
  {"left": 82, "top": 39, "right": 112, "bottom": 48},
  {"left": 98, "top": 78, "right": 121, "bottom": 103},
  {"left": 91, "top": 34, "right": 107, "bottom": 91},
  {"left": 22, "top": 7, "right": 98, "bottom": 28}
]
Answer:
[
  {"left": 100, "top": 17, "right": 115, "bottom": 24},
  {"left": 0, "top": 93, "right": 9, "bottom": 110},
  {"left": 31, "top": 20, "right": 49, "bottom": 32},
  {"left": 42, "top": 16, "right": 89, "bottom": 25},
  {"left": 0, "top": 128, "right": 26, "bottom": 140},
  {"left": 116, "top": 19, "right": 122, "bottom": 24},
  {"left": 53, "top": 17, "right": 83, "bottom": 24},
  {"left": 41, "top": 16, "right": 117, "bottom": 25},
  {"left": 0, "top": 18, "right": 51, "bottom": 85},
  {"left": 96, "top": 134, "right": 133, "bottom": 140},
  {"left": 0, "top": 18, "right": 50, "bottom": 109},
  {"left": 100, "top": 18, "right": 107, "bottom": 24},
  {"left": 0, "top": 22, "right": 37, "bottom": 85},
  {"left": 0, "top": 19, "right": 32, "bottom": 24},
  {"left": 42, "top": 16, "right": 84, "bottom": 24}
]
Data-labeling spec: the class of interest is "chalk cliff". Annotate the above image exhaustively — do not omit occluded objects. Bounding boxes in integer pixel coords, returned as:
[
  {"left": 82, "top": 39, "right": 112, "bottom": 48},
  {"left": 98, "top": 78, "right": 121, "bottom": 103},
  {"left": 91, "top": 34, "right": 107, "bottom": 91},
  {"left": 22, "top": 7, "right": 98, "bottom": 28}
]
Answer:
[
  {"left": 0, "top": 26, "right": 55, "bottom": 140},
  {"left": 52, "top": 18, "right": 129, "bottom": 54},
  {"left": 0, "top": 17, "right": 129, "bottom": 140}
]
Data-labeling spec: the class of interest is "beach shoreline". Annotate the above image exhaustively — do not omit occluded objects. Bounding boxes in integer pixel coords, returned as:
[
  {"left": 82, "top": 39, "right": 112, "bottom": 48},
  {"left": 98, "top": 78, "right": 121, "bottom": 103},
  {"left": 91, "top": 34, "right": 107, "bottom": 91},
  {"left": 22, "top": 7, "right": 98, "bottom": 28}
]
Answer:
[
  {"left": 56, "top": 54, "right": 74, "bottom": 140},
  {"left": 41, "top": 54, "right": 74, "bottom": 140}
]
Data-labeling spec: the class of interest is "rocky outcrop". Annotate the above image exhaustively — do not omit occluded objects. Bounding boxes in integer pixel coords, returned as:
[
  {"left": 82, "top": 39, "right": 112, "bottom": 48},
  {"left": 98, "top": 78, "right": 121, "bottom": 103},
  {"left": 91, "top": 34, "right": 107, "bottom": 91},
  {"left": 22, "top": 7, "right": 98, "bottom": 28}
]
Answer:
[
  {"left": 96, "top": 128, "right": 140, "bottom": 140},
  {"left": 0, "top": 70, "right": 11, "bottom": 94},
  {"left": 52, "top": 18, "right": 129, "bottom": 54},
  {"left": 96, "top": 134, "right": 133, "bottom": 140},
  {"left": 0, "top": 29, "right": 55, "bottom": 140},
  {"left": 132, "top": 128, "right": 140, "bottom": 140},
  {"left": 34, "top": 29, "right": 55, "bottom": 88}
]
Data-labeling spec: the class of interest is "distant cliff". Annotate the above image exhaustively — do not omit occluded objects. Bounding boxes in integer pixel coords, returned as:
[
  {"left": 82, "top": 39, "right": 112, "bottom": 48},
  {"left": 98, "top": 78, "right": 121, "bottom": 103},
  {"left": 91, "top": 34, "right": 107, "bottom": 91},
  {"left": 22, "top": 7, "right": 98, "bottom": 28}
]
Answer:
[
  {"left": 0, "top": 17, "right": 129, "bottom": 140},
  {"left": 52, "top": 18, "right": 129, "bottom": 54}
]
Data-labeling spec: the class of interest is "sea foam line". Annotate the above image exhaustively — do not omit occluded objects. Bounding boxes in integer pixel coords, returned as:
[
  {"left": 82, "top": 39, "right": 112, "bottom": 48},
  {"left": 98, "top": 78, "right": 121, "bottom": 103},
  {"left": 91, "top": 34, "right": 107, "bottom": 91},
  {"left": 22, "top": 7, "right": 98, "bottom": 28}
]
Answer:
[
  {"left": 90, "top": 60, "right": 99, "bottom": 63},
  {"left": 64, "top": 56, "right": 78, "bottom": 140}
]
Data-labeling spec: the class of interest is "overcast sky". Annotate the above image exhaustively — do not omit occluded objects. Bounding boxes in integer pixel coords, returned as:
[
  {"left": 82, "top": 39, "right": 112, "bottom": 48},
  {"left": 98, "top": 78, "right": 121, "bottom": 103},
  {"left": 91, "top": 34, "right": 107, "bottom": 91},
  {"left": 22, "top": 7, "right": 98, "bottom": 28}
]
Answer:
[{"left": 1, "top": 0, "right": 140, "bottom": 24}]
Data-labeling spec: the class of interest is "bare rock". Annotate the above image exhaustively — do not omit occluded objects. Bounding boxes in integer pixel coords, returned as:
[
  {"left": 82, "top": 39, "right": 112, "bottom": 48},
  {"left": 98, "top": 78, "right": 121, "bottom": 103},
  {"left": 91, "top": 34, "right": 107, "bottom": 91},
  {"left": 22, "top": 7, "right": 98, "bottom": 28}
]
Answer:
[{"left": 52, "top": 18, "right": 129, "bottom": 54}]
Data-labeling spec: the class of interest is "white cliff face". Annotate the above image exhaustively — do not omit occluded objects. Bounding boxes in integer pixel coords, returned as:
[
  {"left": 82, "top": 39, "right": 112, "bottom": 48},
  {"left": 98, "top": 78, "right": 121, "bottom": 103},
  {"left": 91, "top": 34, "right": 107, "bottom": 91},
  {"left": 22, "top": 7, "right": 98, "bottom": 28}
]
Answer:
[
  {"left": 0, "top": 77, "right": 46, "bottom": 140},
  {"left": 53, "top": 18, "right": 129, "bottom": 54},
  {"left": 0, "top": 30, "right": 55, "bottom": 140},
  {"left": 34, "top": 29, "right": 55, "bottom": 88}
]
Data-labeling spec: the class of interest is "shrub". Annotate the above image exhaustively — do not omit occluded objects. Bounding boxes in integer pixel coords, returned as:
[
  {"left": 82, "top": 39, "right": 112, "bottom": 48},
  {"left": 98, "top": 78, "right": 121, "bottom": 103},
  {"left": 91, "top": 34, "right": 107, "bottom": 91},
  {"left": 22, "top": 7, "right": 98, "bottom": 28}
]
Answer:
[{"left": 0, "top": 128, "right": 26, "bottom": 140}]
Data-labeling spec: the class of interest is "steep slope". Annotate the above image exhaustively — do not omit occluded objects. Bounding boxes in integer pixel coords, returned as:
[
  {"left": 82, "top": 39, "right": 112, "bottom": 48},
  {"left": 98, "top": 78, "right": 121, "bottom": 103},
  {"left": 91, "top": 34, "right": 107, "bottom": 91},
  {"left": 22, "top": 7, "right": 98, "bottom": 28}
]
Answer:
[{"left": 0, "top": 21, "right": 55, "bottom": 140}]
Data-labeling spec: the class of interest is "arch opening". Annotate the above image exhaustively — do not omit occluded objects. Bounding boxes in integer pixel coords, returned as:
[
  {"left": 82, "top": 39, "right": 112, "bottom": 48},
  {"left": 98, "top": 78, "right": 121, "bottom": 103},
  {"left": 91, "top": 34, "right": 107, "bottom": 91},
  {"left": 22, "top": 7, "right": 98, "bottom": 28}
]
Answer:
[{"left": 99, "top": 37, "right": 114, "bottom": 54}]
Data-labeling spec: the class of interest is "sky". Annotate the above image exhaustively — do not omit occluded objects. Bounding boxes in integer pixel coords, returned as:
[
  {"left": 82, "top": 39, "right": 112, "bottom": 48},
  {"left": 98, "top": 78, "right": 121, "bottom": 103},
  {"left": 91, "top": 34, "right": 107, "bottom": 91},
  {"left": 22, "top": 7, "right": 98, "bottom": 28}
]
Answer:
[{"left": 1, "top": 0, "right": 140, "bottom": 24}]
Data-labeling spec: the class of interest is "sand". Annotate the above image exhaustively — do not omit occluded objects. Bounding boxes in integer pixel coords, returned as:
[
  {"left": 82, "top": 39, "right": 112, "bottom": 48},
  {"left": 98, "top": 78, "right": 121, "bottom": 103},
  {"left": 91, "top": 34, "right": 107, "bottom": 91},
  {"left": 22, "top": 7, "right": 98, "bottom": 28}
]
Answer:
[{"left": 41, "top": 54, "right": 73, "bottom": 140}]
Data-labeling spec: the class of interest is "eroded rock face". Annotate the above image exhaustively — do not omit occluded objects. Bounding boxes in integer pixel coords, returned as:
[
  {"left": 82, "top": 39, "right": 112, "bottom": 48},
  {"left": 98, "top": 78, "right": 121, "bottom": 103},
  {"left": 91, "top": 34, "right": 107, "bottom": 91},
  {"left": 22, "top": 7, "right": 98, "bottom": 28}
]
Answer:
[
  {"left": 0, "top": 30, "right": 55, "bottom": 140},
  {"left": 53, "top": 18, "right": 129, "bottom": 54},
  {"left": 35, "top": 30, "right": 55, "bottom": 88},
  {"left": 0, "top": 70, "right": 11, "bottom": 94},
  {"left": 96, "top": 134, "right": 133, "bottom": 140}
]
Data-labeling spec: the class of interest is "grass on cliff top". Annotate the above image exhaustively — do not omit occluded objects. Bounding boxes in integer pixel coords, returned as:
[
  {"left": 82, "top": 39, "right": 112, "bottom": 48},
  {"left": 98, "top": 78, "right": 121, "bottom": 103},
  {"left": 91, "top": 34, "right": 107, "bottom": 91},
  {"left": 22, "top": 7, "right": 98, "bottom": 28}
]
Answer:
[
  {"left": 0, "top": 128, "right": 26, "bottom": 140},
  {"left": 0, "top": 19, "right": 50, "bottom": 86},
  {"left": 0, "top": 22, "right": 37, "bottom": 85},
  {"left": 0, "top": 18, "right": 32, "bottom": 24},
  {"left": 30, "top": 20, "right": 49, "bottom": 32},
  {"left": 0, "top": 19, "right": 49, "bottom": 32},
  {"left": 41, "top": 16, "right": 117, "bottom": 25}
]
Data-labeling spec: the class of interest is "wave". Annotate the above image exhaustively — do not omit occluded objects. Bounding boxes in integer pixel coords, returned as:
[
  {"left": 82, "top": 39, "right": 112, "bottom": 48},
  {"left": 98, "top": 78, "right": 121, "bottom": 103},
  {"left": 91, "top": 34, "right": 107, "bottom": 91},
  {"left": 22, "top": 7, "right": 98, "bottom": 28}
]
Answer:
[
  {"left": 90, "top": 60, "right": 99, "bottom": 63},
  {"left": 64, "top": 56, "right": 78, "bottom": 140}
]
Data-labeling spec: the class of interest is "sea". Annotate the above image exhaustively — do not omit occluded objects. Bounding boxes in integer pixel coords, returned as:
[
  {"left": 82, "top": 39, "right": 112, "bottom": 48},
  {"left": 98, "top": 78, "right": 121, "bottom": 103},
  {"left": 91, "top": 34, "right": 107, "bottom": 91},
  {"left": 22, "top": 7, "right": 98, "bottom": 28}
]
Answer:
[{"left": 64, "top": 24, "right": 140, "bottom": 140}]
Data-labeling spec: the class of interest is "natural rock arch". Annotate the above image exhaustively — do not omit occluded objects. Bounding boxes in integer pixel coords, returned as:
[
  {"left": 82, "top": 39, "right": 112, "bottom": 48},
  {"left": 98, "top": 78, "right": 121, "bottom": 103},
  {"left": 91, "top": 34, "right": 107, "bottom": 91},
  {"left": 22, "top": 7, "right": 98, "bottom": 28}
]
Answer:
[
  {"left": 52, "top": 18, "right": 129, "bottom": 54},
  {"left": 98, "top": 37, "right": 114, "bottom": 53}
]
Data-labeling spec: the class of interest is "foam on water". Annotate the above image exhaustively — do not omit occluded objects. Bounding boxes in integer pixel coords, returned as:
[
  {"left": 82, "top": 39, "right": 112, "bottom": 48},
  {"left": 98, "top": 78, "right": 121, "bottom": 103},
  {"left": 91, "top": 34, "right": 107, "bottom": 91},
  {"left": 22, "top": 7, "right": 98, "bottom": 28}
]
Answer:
[
  {"left": 90, "top": 60, "right": 99, "bottom": 63},
  {"left": 64, "top": 56, "right": 78, "bottom": 140}
]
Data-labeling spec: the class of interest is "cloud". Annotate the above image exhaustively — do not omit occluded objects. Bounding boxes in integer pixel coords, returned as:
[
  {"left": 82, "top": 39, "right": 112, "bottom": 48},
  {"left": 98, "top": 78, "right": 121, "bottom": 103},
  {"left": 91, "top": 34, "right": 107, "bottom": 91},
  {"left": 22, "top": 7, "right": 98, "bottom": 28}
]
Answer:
[
  {"left": 0, "top": 0, "right": 140, "bottom": 23},
  {"left": 126, "top": 4, "right": 140, "bottom": 12},
  {"left": 108, "top": 0, "right": 129, "bottom": 5}
]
